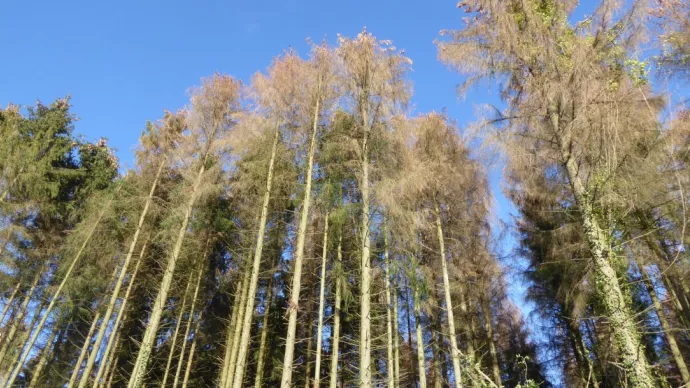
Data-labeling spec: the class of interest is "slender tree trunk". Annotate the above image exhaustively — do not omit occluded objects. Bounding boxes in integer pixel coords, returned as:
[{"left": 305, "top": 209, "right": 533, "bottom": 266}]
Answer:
[
  {"left": 328, "top": 233, "right": 343, "bottom": 388},
  {"left": 638, "top": 260, "right": 690, "bottom": 383},
  {"left": 458, "top": 290, "right": 475, "bottom": 357},
  {"left": 0, "top": 270, "right": 40, "bottom": 361},
  {"left": 281, "top": 93, "right": 320, "bottom": 388},
  {"left": 103, "top": 329, "right": 122, "bottom": 388},
  {"left": 383, "top": 230, "right": 395, "bottom": 388},
  {"left": 434, "top": 204, "right": 465, "bottom": 388},
  {"left": 126, "top": 149, "right": 210, "bottom": 388},
  {"left": 481, "top": 298, "right": 501, "bottom": 387},
  {"left": 303, "top": 291, "right": 315, "bottom": 388},
  {"left": 430, "top": 324, "right": 443, "bottom": 388},
  {"left": 404, "top": 278, "right": 416, "bottom": 385},
  {"left": 161, "top": 273, "right": 194, "bottom": 388},
  {"left": 79, "top": 161, "right": 164, "bottom": 388},
  {"left": 181, "top": 308, "right": 204, "bottom": 388},
  {"left": 93, "top": 240, "right": 149, "bottom": 388},
  {"left": 253, "top": 274, "right": 274, "bottom": 388},
  {"left": 68, "top": 311, "right": 102, "bottom": 387},
  {"left": 173, "top": 267, "right": 204, "bottom": 388},
  {"left": 231, "top": 125, "right": 280, "bottom": 388},
  {"left": 413, "top": 277, "right": 427, "bottom": 388},
  {"left": 219, "top": 269, "right": 244, "bottom": 388},
  {"left": 2, "top": 299, "right": 45, "bottom": 379},
  {"left": 358, "top": 116, "right": 373, "bottom": 388},
  {"left": 0, "top": 282, "right": 20, "bottom": 325},
  {"left": 27, "top": 322, "right": 59, "bottom": 388},
  {"left": 313, "top": 212, "right": 329, "bottom": 388},
  {"left": 392, "top": 265, "right": 401, "bottom": 388},
  {"left": 225, "top": 261, "right": 251, "bottom": 388},
  {"left": 552, "top": 109, "right": 654, "bottom": 387}
]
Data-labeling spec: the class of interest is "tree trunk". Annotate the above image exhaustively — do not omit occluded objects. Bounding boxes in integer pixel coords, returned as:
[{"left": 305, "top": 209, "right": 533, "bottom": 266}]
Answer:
[
  {"left": 0, "top": 281, "right": 20, "bottom": 325},
  {"left": 231, "top": 125, "right": 280, "bottom": 388},
  {"left": 430, "top": 323, "right": 443, "bottom": 388},
  {"left": 328, "top": 233, "right": 343, "bottom": 388},
  {"left": 392, "top": 264, "right": 401, "bottom": 388},
  {"left": 126, "top": 160, "right": 207, "bottom": 388},
  {"left": 93, "top": 240, "right": 149, "bottom": 388},
  {"left": 225, "top": 260, "right": 251, "bottom": 388},
  {"left": 0, "top": 270, "right": 41, "bottom": 363},
  {"left": 27, "top": 322, "right": 59, "bottom": 388},
  {"left": 79, "top": 161, "right": 164, "bottom": 388},
  {"left": 173, "top": 267, "right": 204, "bottom": 388},
  {"left": 281, "top": 94, "right": 320, "bottom": 388},
  {"left": 68, "top": 311, "right": 102, "bottom": 387},
  {"left": 161, "top": 273, "right": 194, "bottom": 388},
  {"left": 553, "top": 109, "right": 654, "bottom": 387},
  {"left": 434, "top": 204, "right": 465, "bottom": 388},
  {"left": 6, "top": 188, "right": 118, "bottom": 388},
  {"left": 384, "top": 230, "right": 395, "bottom": 388},
  {"left": 481, "top": 298, "right": 501, "bottom": 387},
  {"left": 638, "top": 260, "right": 690, "bottom": 384},
  {"left": 2, "top": 299, "right": 45, "bottom": 379},
  {"left": 181, "top": 308, "right": 204, "bottom": 388},
  {"left": 358, "top": 116, "right": 373, "bottom": 388},
  {"left": 413, "top": 277, "right": 427, "bottom": 388},
  {"left": 313, "top": 212, "right": 329, "bottom": 388},
  {"left": 253, "top": 275, "right": 274, "bottom": 388},
  {"left": 218, "top": 268, "right": 245, "bottom": 388}
]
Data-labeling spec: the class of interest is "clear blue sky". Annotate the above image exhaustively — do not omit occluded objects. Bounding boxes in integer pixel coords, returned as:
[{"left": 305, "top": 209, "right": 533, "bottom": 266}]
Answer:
[{"left": 1, "top": 0, "right": 530, "bottom": 353}]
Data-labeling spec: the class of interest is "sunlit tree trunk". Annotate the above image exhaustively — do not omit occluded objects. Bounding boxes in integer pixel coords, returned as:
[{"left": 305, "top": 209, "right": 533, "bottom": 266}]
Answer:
[
  {"left": 313, "top": 212, "right": 329, "bottom": 388},
  {"left": 6, "top": 189, "right": 118, "bottom": 388},
  {"left": 3, "top": 299, "right": 45, "bottom": 378},
  {"left": 232, "top": 125, "right": 280, "bottom": 388},
  {"left": 328, "top": 233, "right": 343, "bottom": 388},
  {"left": 638, "top": 259, "right": 690, "bottom": 383},
  {"left": 281, "top": 90, "right": 320, "bottom": 388},
  {"left": 225, "top": 261, "right": 251, "bottom": 388},
  {"left": 434, "top": 204, "right": 464, "bottom": 388},
  {"left": 358, "top": 112, "right": 373, "bottom": 388},
  {"left": 392, "top": 266, "right": 401, "bottom": 388},
  {"left": 173, "top": 267, "right": 204, "bottom": 388},
  {"left": 219, "top": 268, "right": 245, "bottom": 388},
  {"left": 413, "top": 276, "right": 427, "bottom": 388},
  {"left": 27, "top": 321, "right": 59, "bottom": 388},
  {"left": 79, "top": 161, "right": 165, "bottom": 388},
  {"left": 0, "top": 270, "right": 41, "bottom": 362},
  {"left": 68, "top": 311, "right": 102, "bottom": 387},
  {"left": 93, "top": 240, "right": 149, "bottom": 388},
  {"left": 161, "top": 273, "right": 194, "bottom": 388},
  {"left": 253, "top": 275, "right": 274, "bottom": 388},
  {"left": 481, "top": 298, "right": 501, "bottom": 387},
  {"left": 103, "top": 329, "right": 122, "bottom": 388},
  {"left": 181, "top": 308, "right": 204, "bottom": 388},
  {"left": 383, "top": 230, "right": 395, "bottom": 388},
  {"left": 458, "top": 290, "right": 474, "bottom": 357},
  {"left": 0, "top": 281, "right": 20, "bottom": 325},
  {"left": 127, "top": 160, "right": 208, "bottom": 388}
]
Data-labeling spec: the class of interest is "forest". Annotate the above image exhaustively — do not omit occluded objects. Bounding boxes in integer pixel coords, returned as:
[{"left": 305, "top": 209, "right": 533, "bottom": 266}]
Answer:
[{"left": 1, "top": 0, "right": 689, "bottom": 387}]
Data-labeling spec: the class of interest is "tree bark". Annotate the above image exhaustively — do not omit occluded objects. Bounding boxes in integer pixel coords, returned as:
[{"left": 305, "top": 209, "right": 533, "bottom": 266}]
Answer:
[
  {"left": 181, "top": 308, "right": 204, "bottom": 388},
  {"left": 0, "top": 270, "right": 41, "bottom": 363},
  {"left": 219, "top": 268, "right": 245, "bottom": 388},
  {"left": 0, "top": 281, "right": 20, "bottom": 326},
  {"left": 358, "top": 112, "right": 373, "bottom": 388},
  {"left": 231, "top": 125, "right": 280, "bottom": 388},
  {"left": 281, "top": 93, "right": 320, "bottom": 388},
  {"left": 552, "top": 108, "right": 654, "bottom": 387},
  {"left": 225, "top": 261, "right": 251, "bottom": 388}
]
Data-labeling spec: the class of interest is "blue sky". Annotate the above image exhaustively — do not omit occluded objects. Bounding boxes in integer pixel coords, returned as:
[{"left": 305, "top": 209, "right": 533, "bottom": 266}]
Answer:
[{"left": 1, "top": 0, "right": 528, "bottom": 350}]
